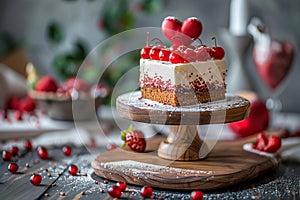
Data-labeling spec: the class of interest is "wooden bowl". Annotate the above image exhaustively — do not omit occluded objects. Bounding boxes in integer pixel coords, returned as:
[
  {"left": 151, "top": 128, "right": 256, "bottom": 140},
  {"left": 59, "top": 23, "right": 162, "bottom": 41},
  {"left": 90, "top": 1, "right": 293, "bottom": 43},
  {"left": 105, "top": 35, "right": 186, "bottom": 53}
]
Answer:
[{"left": 29, "top": 90, "right": 102, "bottom": 121}]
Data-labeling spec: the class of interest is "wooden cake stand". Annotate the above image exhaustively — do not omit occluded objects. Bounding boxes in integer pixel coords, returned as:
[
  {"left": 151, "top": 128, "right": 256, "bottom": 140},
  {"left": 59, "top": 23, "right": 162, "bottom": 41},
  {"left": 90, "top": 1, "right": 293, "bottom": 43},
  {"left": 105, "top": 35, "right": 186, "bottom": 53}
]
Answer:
[{"left": 92, "top": 91, "right": 280, "bottom": 190}]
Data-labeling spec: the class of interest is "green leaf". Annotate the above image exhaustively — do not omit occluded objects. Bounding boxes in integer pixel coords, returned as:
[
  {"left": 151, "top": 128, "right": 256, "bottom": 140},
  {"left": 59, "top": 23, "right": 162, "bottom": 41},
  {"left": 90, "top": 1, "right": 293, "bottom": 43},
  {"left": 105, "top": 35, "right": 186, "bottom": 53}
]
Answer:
[
  {"left": 47, "top": 22, "right": 63, "bottom": 44},
  {"left": 73, "top": 40, "right": 87, "bottom": 60},
  {"left": 141, "top": 0, "right": 163, "bottom": 13}
]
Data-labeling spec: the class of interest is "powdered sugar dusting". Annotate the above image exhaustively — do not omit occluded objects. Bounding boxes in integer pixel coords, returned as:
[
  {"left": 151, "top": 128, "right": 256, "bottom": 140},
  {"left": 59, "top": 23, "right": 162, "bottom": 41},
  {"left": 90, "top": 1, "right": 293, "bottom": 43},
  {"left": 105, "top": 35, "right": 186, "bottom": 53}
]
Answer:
[
  {"left": 117, "top": 91, "right": 249, "bottom": 113},
  {"left": 100, "top": 160, "right": 213, "bottom": 177}
]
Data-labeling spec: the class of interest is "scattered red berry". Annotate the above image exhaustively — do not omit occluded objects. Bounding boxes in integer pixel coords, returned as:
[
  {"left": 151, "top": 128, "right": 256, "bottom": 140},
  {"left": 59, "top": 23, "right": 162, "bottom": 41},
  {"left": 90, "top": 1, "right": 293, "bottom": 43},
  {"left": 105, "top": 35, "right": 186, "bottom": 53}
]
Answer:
[
  {"left": 108, "top": 185, "right": 122, "bottom": 198},
  {"left": 116, "top": 181, "right": 127, "bottom": 192},
  {"left": 210, "top": 37, "right": 225, "bottom": 59},
  {"left": 37, "top": 146, "right": 49, "bottom": 160},
  {"left": 30, "top": 174, "right": 42, "bottom": 186},
  {"left": 35, "top": 76, "right": 58, "bottom": 92},
  {"left": 62, "top": 146, "right": 72, "bottom": 156},
  {"left": 141, "top": 186, "right": 153, "bottom": 198},
  {"left": 10, "top": 146, "right": 19, "bottom": 156},
  {"left": 24, "top": 140, "right": 33, "bottom": 151},
  {"left": 181, "top": 17, "right": 203, "bottom": 43},
  {"left": 121, "top": 125, "right": 146, "bottom": 152},
  {"left": 2, "top": 150, "right": 13, "bottom": 161},
  {"left": 191, "top": 190, "right": 204, "bottom": 200},
  {"left": 8, "top": 162, "right": 19, "bottom": 174},
  {"left": 68, "top": 164, "right": 79, "bottom": 176}
]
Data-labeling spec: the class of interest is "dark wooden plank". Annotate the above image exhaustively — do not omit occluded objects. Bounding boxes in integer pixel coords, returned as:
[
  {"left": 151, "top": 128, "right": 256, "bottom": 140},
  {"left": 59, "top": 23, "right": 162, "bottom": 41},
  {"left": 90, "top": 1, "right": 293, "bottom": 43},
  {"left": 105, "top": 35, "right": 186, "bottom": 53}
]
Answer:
[{"left": 0, "top": 145, "right": 84, "bottom": 200}]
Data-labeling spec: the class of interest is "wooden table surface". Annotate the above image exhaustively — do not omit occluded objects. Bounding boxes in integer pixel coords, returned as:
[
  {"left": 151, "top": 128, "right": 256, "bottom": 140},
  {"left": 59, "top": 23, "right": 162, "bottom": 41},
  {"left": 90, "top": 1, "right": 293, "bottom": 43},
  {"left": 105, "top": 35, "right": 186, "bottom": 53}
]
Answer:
[{"left": 1, "top": 142, "right": 300, "bottom": 200}]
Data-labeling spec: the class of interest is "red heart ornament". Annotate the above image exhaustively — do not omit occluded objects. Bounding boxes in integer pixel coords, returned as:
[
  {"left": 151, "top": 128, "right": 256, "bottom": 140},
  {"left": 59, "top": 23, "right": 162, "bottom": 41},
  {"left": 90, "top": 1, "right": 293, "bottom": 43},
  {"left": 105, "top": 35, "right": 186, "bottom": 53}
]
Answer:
[
  {"left": 253, "top": 40, "right": 294, "bottom": 90},
  {"left": 162, "top": 16, "right": 202, "bottom": 45}
]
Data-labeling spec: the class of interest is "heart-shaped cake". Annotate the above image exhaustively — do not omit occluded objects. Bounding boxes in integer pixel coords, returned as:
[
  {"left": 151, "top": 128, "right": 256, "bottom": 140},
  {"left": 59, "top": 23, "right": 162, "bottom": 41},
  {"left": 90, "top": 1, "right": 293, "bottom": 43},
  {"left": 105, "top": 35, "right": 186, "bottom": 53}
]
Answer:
[{"left": 162, "top": 16, "right": 202, "bottom": 45}]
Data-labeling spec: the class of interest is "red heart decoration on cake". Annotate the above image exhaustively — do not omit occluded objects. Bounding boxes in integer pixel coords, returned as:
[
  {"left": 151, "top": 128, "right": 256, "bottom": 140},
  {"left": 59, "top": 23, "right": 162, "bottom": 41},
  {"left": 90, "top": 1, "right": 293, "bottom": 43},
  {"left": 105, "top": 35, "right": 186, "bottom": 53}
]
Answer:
[
  {"left": 253, "top": 40, "right": 294, "bottom": 90},
  {"left": 162, "top": 16, "right": 202, "bottom": 45}
]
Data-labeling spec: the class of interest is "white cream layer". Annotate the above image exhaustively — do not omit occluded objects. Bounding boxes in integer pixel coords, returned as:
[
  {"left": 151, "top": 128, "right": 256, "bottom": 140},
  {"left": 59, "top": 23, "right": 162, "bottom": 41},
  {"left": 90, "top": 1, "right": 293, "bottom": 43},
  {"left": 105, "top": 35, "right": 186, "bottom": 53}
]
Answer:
[{"left": 139, "top": 59, "right": 226, "bottom": 90}]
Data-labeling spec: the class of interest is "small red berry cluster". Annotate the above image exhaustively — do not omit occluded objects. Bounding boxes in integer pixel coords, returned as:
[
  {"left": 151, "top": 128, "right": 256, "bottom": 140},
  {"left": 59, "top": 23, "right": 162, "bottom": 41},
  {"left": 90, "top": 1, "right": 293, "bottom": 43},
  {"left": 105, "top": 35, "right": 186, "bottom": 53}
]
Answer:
[
  {"left": 1, "top": 96, "right": 37, "bottom": 122},
  {"left": 108, "top": 182, "right": 153, "bottom": 199},
  {"left": 251, "top": 132, "right": 282, "bottom": 153},
  {"left": 34, "top": 76, "right": 110, "bottom": 99},
  {"left": 140, "top": 16, "right": 225, "bottom": 64}
]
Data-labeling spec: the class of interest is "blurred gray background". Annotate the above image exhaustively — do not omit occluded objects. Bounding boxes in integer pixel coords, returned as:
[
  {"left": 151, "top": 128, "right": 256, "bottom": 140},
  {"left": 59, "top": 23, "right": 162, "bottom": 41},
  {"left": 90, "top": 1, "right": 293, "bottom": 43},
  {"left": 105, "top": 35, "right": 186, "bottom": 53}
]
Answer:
[{"left": 0, "top": 0, "right": 299, "bottom": 112}]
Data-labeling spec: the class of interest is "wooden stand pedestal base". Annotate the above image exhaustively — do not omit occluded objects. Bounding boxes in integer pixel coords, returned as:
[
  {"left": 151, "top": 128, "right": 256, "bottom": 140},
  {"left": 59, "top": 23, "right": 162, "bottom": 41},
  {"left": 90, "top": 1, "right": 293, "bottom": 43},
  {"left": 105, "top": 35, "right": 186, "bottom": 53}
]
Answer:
[{"left": 158, "top": 125, "right": 207, "bottom": 160}]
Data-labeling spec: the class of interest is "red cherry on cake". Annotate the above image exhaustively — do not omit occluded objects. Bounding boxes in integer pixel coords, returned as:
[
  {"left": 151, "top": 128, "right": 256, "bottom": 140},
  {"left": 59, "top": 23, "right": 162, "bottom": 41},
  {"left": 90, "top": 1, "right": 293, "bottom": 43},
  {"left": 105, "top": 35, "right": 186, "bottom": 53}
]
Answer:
[
  {"left": 24, "top": 139, "right": 33, "bottom": 151},
  {"left": 191, "top": 190, "right": 204, "bottom": 200},
  {"left": 210, "top": 37, "right": 225, "bottom": 59},
  {"left": 162, "top": 16, "right": 202, "bottom": 45},
  {"left": 183, "top": 48, "right": 197, "bottom": 62},
  {"left": 140, "top": 46, "right": 152, "bottom": 59},
  {"left": 8, "top": 162, "right": 19, "bottom": 174},
  {"left": 159, "top": 48, "right": 171, "bottom": 61},
  {"left": 2, "top": 150, "right": 13, "bottom": 161},
  {"left": 149, "top": 46, "right": 162, "bottom": 60},
  {"left": 181, "top": 17, "right": 203, "bottom": 44},
  {"left": 68, "top": 164, "right": 79, "bottom": 176},
  {"left": 116, "top": 181, "right": 127, "bottom": 192},
  {"left": 37, "top": 146, "right": 49, "bottom": 160},
  {"left": 108, "top": 185, "right": 122, "bottom": 198},
  {"left": 141, "top": 186, "right": 153, "bottom": 198},
  {"left": 62, "top": 146, "right": 72, "bottom": 156},
  {"left": 169, "top": 50, "right": 186, "bottom": 64},
  {"left": 196, "top": 46, "right": 212, "bottom": 61},
  {"left": 30, "top": 174, "right": 42, "bottom": 186},
  {"left": 140, "top": 32, "right": 152, "bottom": 59},
  {"left": 162, "top": 16, "right": 182, "bottom": 45},
  {"left": 35, "top": 75, "right": 58, "bottom": 92},
  {"left": 10, "top": 146, "right": 19, "bottom": 156}
]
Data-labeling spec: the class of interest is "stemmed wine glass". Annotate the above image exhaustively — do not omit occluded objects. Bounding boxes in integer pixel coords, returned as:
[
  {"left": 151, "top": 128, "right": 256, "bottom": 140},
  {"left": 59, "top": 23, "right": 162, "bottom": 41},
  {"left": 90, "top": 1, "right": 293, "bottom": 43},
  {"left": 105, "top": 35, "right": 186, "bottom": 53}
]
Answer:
[{"left": 248, "top": 18, "right": 295, "bottom": 129}]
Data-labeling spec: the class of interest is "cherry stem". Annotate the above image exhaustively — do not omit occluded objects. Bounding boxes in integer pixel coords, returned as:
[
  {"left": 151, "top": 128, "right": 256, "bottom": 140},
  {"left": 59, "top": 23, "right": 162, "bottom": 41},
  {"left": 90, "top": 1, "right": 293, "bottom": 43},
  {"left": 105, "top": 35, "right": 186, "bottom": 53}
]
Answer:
[
  {"left": 171, "top": 36, "right": 183, "bottom": 45},
  {"left": 151, "top": 38, "right": 165, "bottom": 46},
  {"left": 196, "top": 38, "right": 204, "bottom": 46},
  {"left": 211, "top": 37, "right": 217, "bottom": 47},
  {"left": 146, "top": 32, "right": 150, "bottom": 46}
]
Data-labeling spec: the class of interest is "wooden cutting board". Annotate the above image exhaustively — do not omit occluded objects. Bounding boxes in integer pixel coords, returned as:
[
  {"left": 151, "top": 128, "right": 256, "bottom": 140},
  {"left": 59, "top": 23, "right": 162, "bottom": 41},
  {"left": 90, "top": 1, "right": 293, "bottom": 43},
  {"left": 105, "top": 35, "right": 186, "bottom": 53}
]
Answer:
[{"left": 92, "top": 137, "right": 280, "bottom": 190}]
